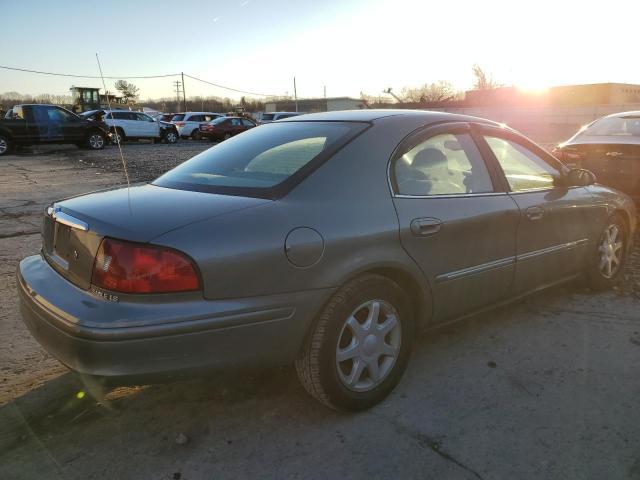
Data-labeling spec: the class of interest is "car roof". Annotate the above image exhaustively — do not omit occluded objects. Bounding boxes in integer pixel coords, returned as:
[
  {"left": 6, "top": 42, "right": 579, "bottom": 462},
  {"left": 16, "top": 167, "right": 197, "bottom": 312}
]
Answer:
[
  {"left": 602, "top": 110, "right": 640, "bottom": 119},
  {"left": 184, "top": 111, "right": 224, "bottom": 115},
  {"left": 279, "top": 109, "right": 501, "bottom": 125}
]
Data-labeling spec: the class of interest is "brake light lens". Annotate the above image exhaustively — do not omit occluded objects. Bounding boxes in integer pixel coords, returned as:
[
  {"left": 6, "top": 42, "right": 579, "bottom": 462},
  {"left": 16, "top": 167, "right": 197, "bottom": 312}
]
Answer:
[
  {"left": 551, "top": 147, "right": 564, "bottom": 161},
  {"left": 553, "top": 146, "right": 583, "bottom": 166},
  {"left": 91, "top": 238, "right": 200, "bottom": 293},
  {"left": 175, "top": 121, "right": 185, "bottom": 127}
]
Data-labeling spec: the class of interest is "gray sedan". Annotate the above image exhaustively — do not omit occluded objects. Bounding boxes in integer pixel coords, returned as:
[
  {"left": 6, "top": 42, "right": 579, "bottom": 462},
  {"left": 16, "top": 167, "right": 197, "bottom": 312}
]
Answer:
[{"left": 17, "top": 110, "right": 637, "bottom": 411}]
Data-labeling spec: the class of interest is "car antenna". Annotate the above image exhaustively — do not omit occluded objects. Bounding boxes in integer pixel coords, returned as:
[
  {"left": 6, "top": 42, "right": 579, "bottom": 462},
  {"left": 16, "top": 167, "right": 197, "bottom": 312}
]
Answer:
[{"left": 95, "top": 53, "right": 130, "bottom": 189}]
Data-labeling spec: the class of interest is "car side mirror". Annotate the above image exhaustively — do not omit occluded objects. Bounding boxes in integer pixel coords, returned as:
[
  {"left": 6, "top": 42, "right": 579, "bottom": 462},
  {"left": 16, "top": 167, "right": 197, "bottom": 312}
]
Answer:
[{"left": 564, "top": 168, "right": 596, "bottom": 187}]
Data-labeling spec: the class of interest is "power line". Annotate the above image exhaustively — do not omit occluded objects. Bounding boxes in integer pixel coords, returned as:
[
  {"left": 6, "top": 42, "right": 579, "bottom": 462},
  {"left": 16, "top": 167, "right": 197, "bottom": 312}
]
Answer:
[
  {"left": 0, "top": 64, "right": 284, "bottom": 97},
  {"left": 0, "top": 64, "right": 179, "bottom": 79},
  {"left": 183, "top": 73, "right": 279, "bottom": 97}
]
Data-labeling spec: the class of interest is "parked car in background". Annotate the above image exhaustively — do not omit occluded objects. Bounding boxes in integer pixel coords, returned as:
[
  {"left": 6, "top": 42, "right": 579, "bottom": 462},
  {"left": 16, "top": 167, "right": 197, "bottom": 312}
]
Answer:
[
  {"left": 553, "top": 111, "right": 640, "bottom": 203},
  {"left": 199, "top": 116, "right": 256, "bottom": 141},
  {"left": 80, "top": 109, "right": 179, "bottom": 144},
  {"left": 0, "top": 104, "right": 110, "bottom": 155},
  {"left": 18, "top": 110, "right": 636, "bottom": 411},
  {"left": 259, "top": 111, "right": 303, "bottom": 124},
  {"left": 171, "top": 112, "right": 225, "bottom": 139},
  {"left": 158, "top": 113, "right": 176, "bottom": 122}
]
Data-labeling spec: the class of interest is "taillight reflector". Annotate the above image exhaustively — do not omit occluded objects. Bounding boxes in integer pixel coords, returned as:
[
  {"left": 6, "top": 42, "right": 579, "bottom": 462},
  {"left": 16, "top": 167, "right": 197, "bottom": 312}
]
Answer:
[{"left": 91, "top": 238, "right": 200, "bottom": 294}]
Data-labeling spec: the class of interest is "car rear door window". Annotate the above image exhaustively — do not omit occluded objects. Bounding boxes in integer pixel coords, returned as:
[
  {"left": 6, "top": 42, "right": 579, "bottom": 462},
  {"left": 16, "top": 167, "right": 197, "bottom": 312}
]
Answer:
[
  {"left": 393, "top": 133, "right": 493, "bottom": 196},
  {"left": 241, "top": 119, "right": 255, "bottom": 127},
  {"left": 484, "top": 136, "right": 558, "bottom": 192}
]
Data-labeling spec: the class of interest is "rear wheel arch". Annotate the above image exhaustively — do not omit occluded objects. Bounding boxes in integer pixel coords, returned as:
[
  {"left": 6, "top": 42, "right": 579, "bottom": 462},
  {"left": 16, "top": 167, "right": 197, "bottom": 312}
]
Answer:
[
  {"left": 0, "top": 128, "right": 13, "bottom": 140},
  {"left": 336, "top": 264, "right": 433, "bottom": 332},
  {"left": 614, "top": 209, "right": 631, "bottom": 237}
]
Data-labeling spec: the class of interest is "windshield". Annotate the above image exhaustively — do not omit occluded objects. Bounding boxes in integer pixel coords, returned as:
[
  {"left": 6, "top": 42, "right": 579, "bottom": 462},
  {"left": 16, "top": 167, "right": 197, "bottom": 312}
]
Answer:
[
  {"left": 261, "top": 113, "right": 275, "bottom": 121},
  {"left": 78, "top": 110, "right": 99, "bottom": 118},
  {"left": 154, "top": 121, "right": 366, "bottom": 197},
  {"left": 582, "top": 116, "right": 640, "bottom": 136}
]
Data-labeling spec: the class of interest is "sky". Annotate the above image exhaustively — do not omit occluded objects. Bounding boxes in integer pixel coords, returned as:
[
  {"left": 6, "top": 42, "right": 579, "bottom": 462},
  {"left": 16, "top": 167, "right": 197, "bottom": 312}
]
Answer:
[{"left": 1, "top": 0, "right": 639, "bottom": 101}]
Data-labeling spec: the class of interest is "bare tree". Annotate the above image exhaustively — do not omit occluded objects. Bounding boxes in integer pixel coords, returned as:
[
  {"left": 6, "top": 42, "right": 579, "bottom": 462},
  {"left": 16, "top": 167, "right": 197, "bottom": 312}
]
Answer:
[
  {"left": 400, "top": 81, "right": 459, "bottom": 102},
  {"left": 472, "top": 64, "right": 501, "bottom": 90},
  {"left": 114, "top": 80, "right": 140, "bottom": 104}
]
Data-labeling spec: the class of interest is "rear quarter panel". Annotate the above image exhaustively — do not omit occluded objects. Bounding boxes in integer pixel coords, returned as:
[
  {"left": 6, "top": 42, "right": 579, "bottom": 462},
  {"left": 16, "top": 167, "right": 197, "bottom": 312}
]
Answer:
[{"left": 152, "top": 115, "right": 432, "bottom": 305}]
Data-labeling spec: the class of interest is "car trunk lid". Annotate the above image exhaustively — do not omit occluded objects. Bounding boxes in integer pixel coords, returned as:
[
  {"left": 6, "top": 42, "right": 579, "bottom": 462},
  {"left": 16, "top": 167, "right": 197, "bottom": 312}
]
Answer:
[{"left": 42, "top": 184, "right": 269, "bottom": 290}]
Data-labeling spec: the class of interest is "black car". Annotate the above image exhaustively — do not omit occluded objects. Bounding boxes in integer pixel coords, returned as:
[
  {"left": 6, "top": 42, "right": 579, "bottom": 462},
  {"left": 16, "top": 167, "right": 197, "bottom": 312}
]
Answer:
[
  {"left": 553, "top": 111, "right": 640, "bottom": 203},
  {"left": 0, "top": 104, "right": 111, "bottom": 155}
]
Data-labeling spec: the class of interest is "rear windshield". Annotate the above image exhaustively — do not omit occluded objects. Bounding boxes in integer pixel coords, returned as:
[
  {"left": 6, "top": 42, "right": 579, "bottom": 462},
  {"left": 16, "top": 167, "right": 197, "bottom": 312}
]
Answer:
[
  {"left": 261, "top": 114, "right": 275, "bottom": 121},
  {"left": 171, "top": 114, "right": 185, "bottom": 121},
  {"left": 154, "top": 121, "right": 367, "bottom": 198},
  {"left": 583, "top": 116, "right": 640, "bottom": 136},
  {"left": 210, "top": 116, "right": 227, "bottom": 124}
]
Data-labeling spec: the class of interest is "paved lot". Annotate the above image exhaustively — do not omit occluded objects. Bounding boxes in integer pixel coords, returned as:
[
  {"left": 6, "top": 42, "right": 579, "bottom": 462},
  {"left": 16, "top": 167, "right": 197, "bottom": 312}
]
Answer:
[{"left": 1, "top": 143, "right": 639, "bottom": 479}]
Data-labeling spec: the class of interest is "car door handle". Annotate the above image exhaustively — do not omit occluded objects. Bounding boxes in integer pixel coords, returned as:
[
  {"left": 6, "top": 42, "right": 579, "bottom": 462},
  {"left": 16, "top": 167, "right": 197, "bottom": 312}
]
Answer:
[
  {"left": 525, "top": 206, "right": 545, "bottom": 221},
  {"left": 410, "top": 217, "right": 442, "bottom": 236}
]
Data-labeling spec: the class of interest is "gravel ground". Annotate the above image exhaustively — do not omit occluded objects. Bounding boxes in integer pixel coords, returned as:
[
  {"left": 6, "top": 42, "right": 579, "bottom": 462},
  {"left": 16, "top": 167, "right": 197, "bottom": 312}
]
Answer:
[{"left": 1, "top": 142, "right": 639, "bottom": 479}]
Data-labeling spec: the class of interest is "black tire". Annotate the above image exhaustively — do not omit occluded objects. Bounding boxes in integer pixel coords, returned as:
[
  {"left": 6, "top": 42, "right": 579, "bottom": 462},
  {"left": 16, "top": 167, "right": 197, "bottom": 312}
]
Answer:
[
  {"left": 163, "top": 130, "right": 178, "bottom": 144},
  {"left": 295, "top": 274, "right": 414, "bottom": 411},
  {"left": 0, "top": 134, "right": 11, "bottom": 156},
  {"left": 586, "top": 213, "right": 628, "bottom": 290},
  {"left": 191, "top": 129, "right": 202, "bottom": 140},
  {"left": 111, "top": 128, "right": 125, "bottom": 145},
  {"left": 86, "top": 131, "right": 106, "bottom": 150}
]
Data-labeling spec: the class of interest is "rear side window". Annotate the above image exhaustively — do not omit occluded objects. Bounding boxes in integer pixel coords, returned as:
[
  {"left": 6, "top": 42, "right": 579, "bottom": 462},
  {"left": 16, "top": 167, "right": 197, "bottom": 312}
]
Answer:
[
  {"left": 583, "top": 116, "right": 640, "bottom": 137},
  {"left": 393, "top": 133, "right": 494, "bottom": 196},
  {"left": 154, "top": 121, "right": 367, "bottom": 197},
  {"left": 261, "top": 114, "right": 275, "bottom": 121},
  {"left": 188, "top": 115, "right": 203, "bottom": 122},
  {"left": 484, "top": 136, "right": 558, "bottom": 192},
  {"left": 241, "top": 119, "right": 255, "bottom": 127},
  {"left": 171, "top": 114, "right": 185, "bottom": 121},
  {"left": 112, "top": 111, "right": 130, "bottom": 120}
]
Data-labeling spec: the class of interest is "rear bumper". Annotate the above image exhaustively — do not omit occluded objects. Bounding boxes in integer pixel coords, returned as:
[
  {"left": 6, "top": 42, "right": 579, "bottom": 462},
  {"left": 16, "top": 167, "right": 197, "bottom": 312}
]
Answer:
[{"left": 18, "top": 254, "right": 333, "bottom": 380}]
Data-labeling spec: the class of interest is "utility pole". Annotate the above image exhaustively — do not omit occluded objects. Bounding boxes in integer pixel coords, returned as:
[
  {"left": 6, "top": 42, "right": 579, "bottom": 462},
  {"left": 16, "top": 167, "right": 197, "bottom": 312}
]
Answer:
[
  {"left": 181, "top": 72, "right": 187, "bottom": 112},
  {"left": 173, "top": 80, "right": 182, "bottom": 110},
  {"left": 383, "top": 87, "right": 403, "bottom": 103},
  {"left": 293, "top": 76, "right": 298, "bottom": 112}
]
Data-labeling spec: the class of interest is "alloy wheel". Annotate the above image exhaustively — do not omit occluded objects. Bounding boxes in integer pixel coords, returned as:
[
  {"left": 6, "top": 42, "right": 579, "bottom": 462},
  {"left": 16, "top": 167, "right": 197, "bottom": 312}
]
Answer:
[
  {"left": 0, "top": 138, "right": 7, "bottom": 154},
  {"left": 89, "top": 134, "right": 104, "bottom": 149},
  {"left": 165, "top": 132, "right": 177, "bottom": 143},
  {"left": 598, "top": 223, "right": 624, "bottom": 278},
  {"left": 336, "top": 299, "right": 401, "bottom": 392}
]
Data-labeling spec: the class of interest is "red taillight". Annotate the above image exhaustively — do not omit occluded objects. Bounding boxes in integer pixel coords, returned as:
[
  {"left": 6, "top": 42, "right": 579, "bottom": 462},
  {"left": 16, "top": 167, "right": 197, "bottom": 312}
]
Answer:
[
  {"left": 91, "top": 238, "right": 200, "bottom": 294},
  {"left": 175, "top": 121, "right": 185, "bottom": 127},
  {"left": 551, "top": 147, "right": 564, "bottom": 162},
  {"left": 553, "top": 146, "right": 583, "bottom": 167}
]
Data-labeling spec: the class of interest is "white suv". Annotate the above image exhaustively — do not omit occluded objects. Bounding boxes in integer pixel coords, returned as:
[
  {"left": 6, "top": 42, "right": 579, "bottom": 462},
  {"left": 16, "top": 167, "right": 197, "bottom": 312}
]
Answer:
[
  {"left": 171, "top": 112, "right": 225, "bottom": 139},
  {"left": 98, "top": 110, "right": 178, "bottom": 144}
]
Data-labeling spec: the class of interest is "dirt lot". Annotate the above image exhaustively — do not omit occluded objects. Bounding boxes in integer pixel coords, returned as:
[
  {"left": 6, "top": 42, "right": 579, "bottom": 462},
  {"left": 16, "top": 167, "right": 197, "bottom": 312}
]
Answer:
[{"left": 1, "top": 142, "right": 639, "bottom": 479}]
